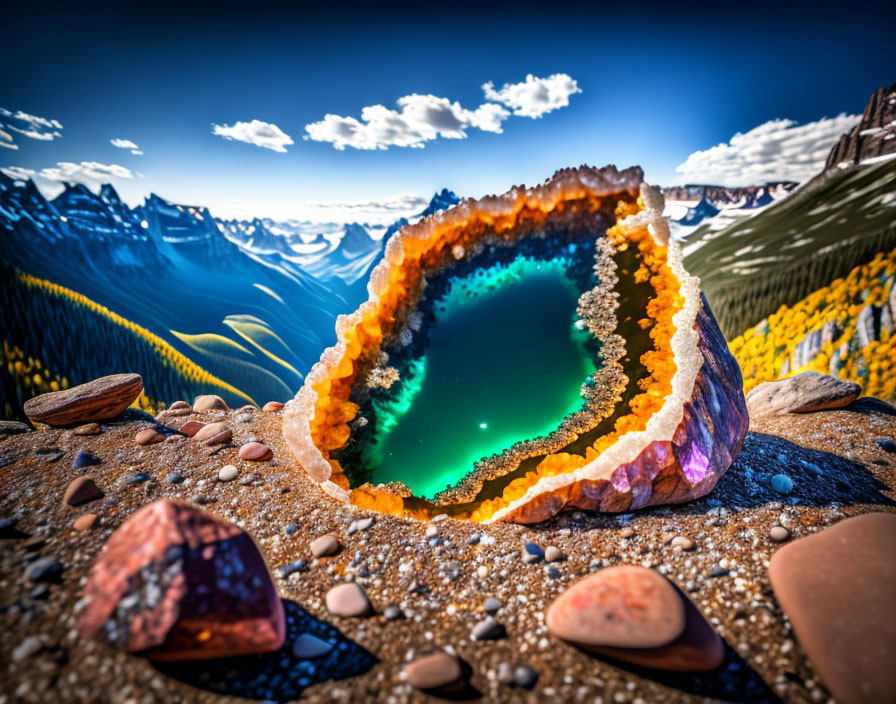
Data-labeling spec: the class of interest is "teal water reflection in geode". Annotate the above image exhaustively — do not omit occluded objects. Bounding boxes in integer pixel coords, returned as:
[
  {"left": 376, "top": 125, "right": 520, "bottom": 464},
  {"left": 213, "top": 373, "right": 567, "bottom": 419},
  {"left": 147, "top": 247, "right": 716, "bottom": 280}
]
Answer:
[{"left": 362, "top": 257, "right": 598, "bottom": 498}]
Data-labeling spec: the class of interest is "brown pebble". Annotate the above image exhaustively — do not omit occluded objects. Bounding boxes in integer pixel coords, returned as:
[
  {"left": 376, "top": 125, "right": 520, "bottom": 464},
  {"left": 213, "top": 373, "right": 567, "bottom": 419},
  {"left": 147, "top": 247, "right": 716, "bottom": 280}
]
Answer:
[
  {"left": 404, "top": 652, "right": 464, "bottom": 691},
  {"left": 545, "top": 546, "right": 563, "bottom": 563},
  {"left": 769, "top": 525, "right": 792, "bottom": 543},
  {"left": 64, "top": 476, "right": 104, "bottom": 507},
  {"left": 262, "top": 401, "right": 285, "bottom": 413},
  {"left": 239, "top": 442, "right": 272, "bottom": 461},
  {"left": 203, "top": 430, "right": 233, "bottom": 446},
  {"left": 193, "top": 395, "right": 229, "bottom": 413},
  {"left": 73, "top": 513, "right": 98, "bottom": 530},
  {"left": 310, "top": 535, "right": 341, "bottom": 558},
  {"left": 619, "top": 526, "right": 635, "bottom": 538},
  {"left": 769, "top": 513, "right": 896, "bottom": 704},
  {"left": 24, "top": 373, "right": 143, "bottom": 426},
  {"left": 177, "top": 420, "right": 206, "bottom": 437},
  {"left": 135, "top": 428, "right": 165, "bottom": 445},
  {"left": 165, "top": 434, "right": 186, "bottom": 444},
  {"left": 325, "top": 583, "right": 371, "bottom": 617},
  {"left": 73, "top": 423, "right": 101, "bottom": 436},
  {"left": 168, "top": 401, "right": 191, "bottom": 411},
  {"left": 192, "top": 422, "right": 228, "bottom": 442},
  {"left": 671, "top": 536, "right": 695, "bottom": 550}
]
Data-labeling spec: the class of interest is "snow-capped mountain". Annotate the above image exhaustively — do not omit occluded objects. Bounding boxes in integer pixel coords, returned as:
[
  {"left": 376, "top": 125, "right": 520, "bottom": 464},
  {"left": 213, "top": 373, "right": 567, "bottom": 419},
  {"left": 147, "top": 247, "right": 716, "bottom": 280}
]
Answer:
[{"left": 662, "top": 182, "right": 798, "bottom": 240}]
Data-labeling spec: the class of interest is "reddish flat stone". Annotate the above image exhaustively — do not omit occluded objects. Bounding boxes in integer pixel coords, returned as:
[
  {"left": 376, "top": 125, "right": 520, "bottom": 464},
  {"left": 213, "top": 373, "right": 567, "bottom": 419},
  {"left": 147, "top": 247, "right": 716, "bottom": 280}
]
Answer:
[
  {"left": 24, "top": 373, "right": 143, "bottom": 426},
  {"left": 73, "top": 423, "right": 101, "bottom": 436},
  {"left": 405, "top": 652, "right": 464, "bottom": 691},
  {"left": 547, "top": 566, "right": 684, "bottom": 649},
  {"left": 262, "top": 402, "right": 285, "bottom": 413},
  {"left": 746, "top": 371, "right": 860, "bottom": 418},
  {"left": 78, "top": 499, "right": 285, "bottom": 661},
  {"left": 177, "top": 421, "right": 205, "bottom": 437},
  {"left": 769, "top": 513, "right": 896, "bottom": 704},
  {"left": 547, "top": 566, "right": 723, "bottom": 672},
  {"left": 192, "top": 422, "right": 228, "bottom": 442},
  {"left": 135, "top": 428, "right": 165, "bottom": 445},
  {"left": 63, "top": 476, "right": 104, "bottom": 507},
  {"left": 193, "top": 395, "right": 229, "bottom": 413},
  {"left": 239, "top": 442, "right": 272, "bottom": 461},
  {"left": 73, "top": 513, "right": 98, "bottom": 530}
]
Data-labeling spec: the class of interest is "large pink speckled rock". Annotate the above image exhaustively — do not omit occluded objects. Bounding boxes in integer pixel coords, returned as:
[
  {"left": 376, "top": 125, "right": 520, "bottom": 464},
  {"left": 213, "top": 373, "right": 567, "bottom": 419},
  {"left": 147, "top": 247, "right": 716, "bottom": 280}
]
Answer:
[
  {"left": 547, "top": 566, "right": 723, "bottom": 672},
  {"left": 78, "top": 500, "right": 285, "bottom": 661}
]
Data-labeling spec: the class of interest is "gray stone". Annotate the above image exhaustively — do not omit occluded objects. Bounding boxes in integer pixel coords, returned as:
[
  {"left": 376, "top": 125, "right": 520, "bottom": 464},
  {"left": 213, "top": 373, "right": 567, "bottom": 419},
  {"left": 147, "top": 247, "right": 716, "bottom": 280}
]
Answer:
[{"left": 292, "top": 633, "right": 332, "bottom": 659}]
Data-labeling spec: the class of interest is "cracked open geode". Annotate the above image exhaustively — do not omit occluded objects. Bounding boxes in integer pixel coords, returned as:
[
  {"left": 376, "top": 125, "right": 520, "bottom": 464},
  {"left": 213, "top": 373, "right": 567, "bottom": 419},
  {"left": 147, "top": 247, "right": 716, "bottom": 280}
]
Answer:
[{"left": 284, "top": 165, "right": 748, "bottom": 523}]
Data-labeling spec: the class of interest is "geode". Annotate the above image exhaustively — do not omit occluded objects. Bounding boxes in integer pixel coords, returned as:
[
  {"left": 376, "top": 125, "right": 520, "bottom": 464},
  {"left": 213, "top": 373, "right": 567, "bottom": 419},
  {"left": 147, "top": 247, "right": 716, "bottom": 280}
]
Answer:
[{"left": 283, "top": 165, "right": 748, "bottom": 523}]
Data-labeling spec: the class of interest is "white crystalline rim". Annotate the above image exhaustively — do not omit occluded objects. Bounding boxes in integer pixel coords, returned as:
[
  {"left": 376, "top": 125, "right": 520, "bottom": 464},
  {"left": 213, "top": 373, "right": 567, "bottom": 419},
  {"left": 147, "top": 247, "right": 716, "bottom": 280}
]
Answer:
[{"left": 283, "top": 171, "right": 704, "bottom": 519}]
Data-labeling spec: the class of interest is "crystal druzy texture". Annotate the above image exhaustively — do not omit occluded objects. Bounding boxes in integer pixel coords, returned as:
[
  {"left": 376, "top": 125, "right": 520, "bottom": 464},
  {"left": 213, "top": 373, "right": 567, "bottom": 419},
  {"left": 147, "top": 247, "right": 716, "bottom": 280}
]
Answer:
[{"left": 283, "top": 165, "right": 749, "bottom": 523}]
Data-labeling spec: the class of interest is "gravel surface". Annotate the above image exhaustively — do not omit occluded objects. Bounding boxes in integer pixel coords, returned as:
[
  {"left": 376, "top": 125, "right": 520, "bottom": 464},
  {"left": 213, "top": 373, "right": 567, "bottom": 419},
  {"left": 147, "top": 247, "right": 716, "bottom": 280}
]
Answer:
[{"left": 0, "top": 404, "right": 894, "bottom": 703}]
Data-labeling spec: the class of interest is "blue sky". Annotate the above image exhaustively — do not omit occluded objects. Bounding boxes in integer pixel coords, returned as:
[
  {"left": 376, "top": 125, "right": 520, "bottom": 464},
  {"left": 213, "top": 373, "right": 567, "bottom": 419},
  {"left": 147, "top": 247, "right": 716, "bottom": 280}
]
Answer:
[{"left": 1, "top": 0, "right": 893, "bottom": 222}]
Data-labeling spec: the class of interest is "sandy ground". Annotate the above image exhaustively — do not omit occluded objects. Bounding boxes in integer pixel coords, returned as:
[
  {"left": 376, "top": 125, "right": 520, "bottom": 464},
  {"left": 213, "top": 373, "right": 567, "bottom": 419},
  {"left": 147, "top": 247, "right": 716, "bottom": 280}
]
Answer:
[{"left": 0, "top": 403, "right": 894, "bottom": 704}]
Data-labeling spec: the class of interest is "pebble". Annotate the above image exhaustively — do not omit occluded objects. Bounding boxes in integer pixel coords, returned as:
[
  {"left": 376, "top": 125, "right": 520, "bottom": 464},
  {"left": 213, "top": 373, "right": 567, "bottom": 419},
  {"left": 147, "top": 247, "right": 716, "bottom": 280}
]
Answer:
[
  {"left": 11, "top": 635, "right": 54, "bottom": 663},
  {"left": 73, "top": 513, "right": 98, "bottom": 531},
  {"left": 709, "top": 566, "right": 730, "bottom": 578},
  {"left": 239, "top": 442, "right": 272, "bottom": 461},
  {"left": 292, "top": 633, "right": 333, "bottom": 659},
  {"left": 262, "top": 401, "right": 285, "bottom": 413},
  {"left": 128, "top": 472, "right": 151, "bottom": 484},
  {"left": 203, "top": 430, "right": 233, "bottom": 446},
  {"left": 168, "top": 400, "right": 192, "bottom": 412},
  {"left": 73, "top": 451, "right": 101, "bottom": 469},
  {"left": 134, "top": 428, "right": 165, "bottom": 445},
  {"left": 73, "top": 423, "right": 101, "bottom": 436},
  {"left": 193, "top": 395, "right": 229, "bottom": 412},
  {"left": 0, "top": 420, "right": 32, "bottom": 439},
  {"left": 281, "top": 560, "right": 308, "bottom": 578},
  {"left": 164, "top": 472, "right": 184, "bottom": 484},
  {"left": 177, "top": 420, "right": 205, "bottom": 437},
  {"left": 326, "top": 583, "right": 372, "bottom": 617},
  {"left": 350, "top": 517, "right": 375, "bottom": 533},
  {"left": 63, "top": 476, "right": 104, "bottom": 507},
  {"left": 0, "top": 517, "right": 20, "bottom": 539},
  {"left": 471, "top": 616, "right": 505, "bottom": 641},
  {"left": 218, "top": 465, "right": 240, "bottom": 482},
  {"left": 284, "top": 523, "right": 298, "bottom": 536},
  {"left": 310, "top": 534, "right": 340, "bottom": 558},
  {"left": 769, "top": 525, "right": 792, "bottom": 543},
  {"left": 513, "top": 665, "right": 539, "bottom": 689},
  {"left": 239, "top": 472, "right": 257, "bottom": 486},
  {"left": 35, "top": 448, "right": 63, "bottom": 463},
  {"left": 771, "top": 474, "right": 794, "bottom": 494},
  {"left": 483, "top": 597, "right": 502, "bottom": 614},
  {"left": 670, "top": 536, "right": 695, "bottom": 550},
  {"left": 875, "top": 438, "right": 896, "bottom": 454},
  {"left": 234, "top": 412, "right": 252, "bottom": 424},
  {"left": 745, "top": 371, "right": 860, "bottom": 418},
  {"left": 522, "top": 542, "right": 544, "bottom": 564},
  {"left": 24, "top": 373, "right": 143, "bottom": 425},
  {"left": 165, "top": 434, "right": 186, "bottom": 444},
  {"left": 384, "top": 605, "right": 405, "bottom": 621},
  {"left": 26, "top": 556, "right": 64, "bottom": 583},
  {"left": 545, "top": 546, "right": 563, "bottom": 562},
  {"left": 192, "top": 422, "right": 228, "bottom": 442},
  {"left": 404, "top": 652, "right": 463, "bottom": 691},
  {"left": 497, "top": 662, "right": 514, "bottom": 685}
]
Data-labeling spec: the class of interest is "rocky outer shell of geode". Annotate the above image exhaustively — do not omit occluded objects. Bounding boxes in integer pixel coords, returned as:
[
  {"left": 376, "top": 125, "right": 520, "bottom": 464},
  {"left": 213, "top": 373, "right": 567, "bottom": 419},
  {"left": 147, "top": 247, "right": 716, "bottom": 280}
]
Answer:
[
  {"left": 497, "top": 293, "right": 749, "bottom": 523},
  {"left": 78, "top": 500, "right": 285, "bottom": 661}
]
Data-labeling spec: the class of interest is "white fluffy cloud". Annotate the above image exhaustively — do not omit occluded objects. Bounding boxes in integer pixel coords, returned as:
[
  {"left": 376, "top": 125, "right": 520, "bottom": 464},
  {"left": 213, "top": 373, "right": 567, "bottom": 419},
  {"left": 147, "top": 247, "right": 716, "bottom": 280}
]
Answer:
[
  {"left": 304, "top": 74, "right": 580, "bottom": 150},
  {"left": 675, "top": 113, "right": 861, "bottom": 186},
  {"left": 300, "top": 193, "right": 430, "bottom": 225},
  {"left": 1, "top": 161, "right": 137, "bottom": 186},
  {"left": 0, "top": 128, "right": 17, "bottom": 150},
  {"left": 0, "top": 108, "right": 63, "bottom": 143},
  {"left": 111, "top": 138, "right": 142, "bottom": 155},
  {"left": 212, "top": 119, "right": 294, "bottom": 152},
  {"left": 482, "top": 73, "right": 581, "bottom": 118}
]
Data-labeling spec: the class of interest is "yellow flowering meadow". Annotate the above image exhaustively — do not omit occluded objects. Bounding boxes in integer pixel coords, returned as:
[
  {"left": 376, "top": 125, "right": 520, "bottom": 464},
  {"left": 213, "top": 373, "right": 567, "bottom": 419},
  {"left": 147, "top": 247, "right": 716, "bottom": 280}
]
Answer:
[{"left": 729, "top": 247, "right": 896, "bottom": 400}]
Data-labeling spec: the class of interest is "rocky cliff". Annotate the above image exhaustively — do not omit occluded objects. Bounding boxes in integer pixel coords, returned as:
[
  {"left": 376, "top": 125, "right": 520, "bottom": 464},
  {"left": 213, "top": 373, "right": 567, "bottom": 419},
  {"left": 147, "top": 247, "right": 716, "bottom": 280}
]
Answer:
[
  {"left": 662, "top": 183, "right": 797, "bottom": 208},
  {"left": 825, "top": 83, "right": 896, "bottom": 170}
]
